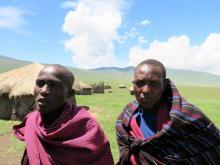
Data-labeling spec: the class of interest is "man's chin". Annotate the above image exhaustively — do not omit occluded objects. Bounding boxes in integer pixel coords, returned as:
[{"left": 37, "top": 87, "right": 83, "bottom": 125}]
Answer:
[
  {"left": 138, "top": 101, "right": 155, "bottom": 110},
  {"left": 37, "top": 107, "right": 45, "bottom": 113},
  {"left": 142, "top": 104, "right": 154, "bottom": 109},
  {"left": 36, "top": 104, "right": 47, "bottom": 112},
  {"left": 139, "top": 100, "right": 153, "bottom": 107}
]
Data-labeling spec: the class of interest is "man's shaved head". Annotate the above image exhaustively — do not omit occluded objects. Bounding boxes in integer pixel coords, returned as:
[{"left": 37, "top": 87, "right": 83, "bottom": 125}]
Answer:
[
  {"left": 41, "top": 64, "right": 74, "bottom": 90},
  {"left": 135, "top": 59, "right": 166, "bottom": 80}
]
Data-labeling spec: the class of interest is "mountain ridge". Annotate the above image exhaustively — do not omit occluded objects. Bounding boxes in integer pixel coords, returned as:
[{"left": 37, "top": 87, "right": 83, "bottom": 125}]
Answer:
[
  {"left": 1, "top": 55, "right": 220, "bottom": 87},
  {"left": 91, "top": 66, "right": 135, "bottom": 72}
]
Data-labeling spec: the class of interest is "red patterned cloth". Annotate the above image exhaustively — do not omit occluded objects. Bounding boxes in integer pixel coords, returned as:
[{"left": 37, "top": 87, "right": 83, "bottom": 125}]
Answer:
[
  {"left": 13, "top": 102, "right": 114, "bottom": 165},
  {"left": 116, "top": 79, "right": 220, "bottom": 165}
]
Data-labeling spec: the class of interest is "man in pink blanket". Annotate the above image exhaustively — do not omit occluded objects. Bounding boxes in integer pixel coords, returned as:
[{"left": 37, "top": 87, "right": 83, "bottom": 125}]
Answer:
[{"left": 13, "top": 64, "right": 114, "bottom": 165}]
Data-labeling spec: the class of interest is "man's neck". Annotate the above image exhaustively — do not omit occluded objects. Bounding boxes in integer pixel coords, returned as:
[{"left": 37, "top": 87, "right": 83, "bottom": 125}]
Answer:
[
  {"left": 41, "top": 105, "right": 65, "bottom": 126},
  {"left": 142, "top": 102, "right": 161, "bottom": 115}
]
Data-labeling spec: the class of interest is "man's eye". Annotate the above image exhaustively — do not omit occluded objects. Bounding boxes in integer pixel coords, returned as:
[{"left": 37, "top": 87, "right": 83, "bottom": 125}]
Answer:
[
  {"left": 133, "top": 80, "right": 162, "bottom": 88},
  {"left": 36, "top": 80, "right": 45, "bottom": 87},
  {"left": 133, "top": 80, "right": 145, "bottom": 87},
  {"left": 48, "top": 82, "right": 61, "bottom": 88},
  {"left": 149, "top": 81, "right": 162, "bottom": 88}
]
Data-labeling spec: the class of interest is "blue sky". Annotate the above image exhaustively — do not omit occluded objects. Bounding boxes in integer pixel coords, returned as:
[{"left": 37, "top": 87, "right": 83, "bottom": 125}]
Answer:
[{"left": 1, "top": 0, "right": 220, "bottom": 75}]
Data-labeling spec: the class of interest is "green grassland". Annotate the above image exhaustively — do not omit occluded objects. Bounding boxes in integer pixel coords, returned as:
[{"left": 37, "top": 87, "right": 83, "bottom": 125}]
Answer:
[
  {"left": 0, "top": 84, "right": 220, "bottom": 163},
  {"left": 0, "top": 55, "right": 30, "bottom": 74}
]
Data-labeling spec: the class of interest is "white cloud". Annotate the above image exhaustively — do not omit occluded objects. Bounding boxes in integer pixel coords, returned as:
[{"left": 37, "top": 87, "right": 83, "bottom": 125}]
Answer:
[
  {"left": 0, "top": 6, "right": 28, "bottom": 30},
  {"left": 117, "top": 27, "right": 138, "bottom": 43},
  {"left": 118, "top": 18, "right": 150, "bottom": 43},
  {"left": 63, "top": 0, "right": 130, "bottom": 68},
  {"left": 140, "top": 19, "right": 150, "bottom": 26},
  {"left": 128, "top": 33, "right": 220, "bottom": 75},
  {"left": 138, "top": 36, "right": 147, "bottom": 44},
  {"left": 61, "top": 1, "right": 78, "bottom": 9}
]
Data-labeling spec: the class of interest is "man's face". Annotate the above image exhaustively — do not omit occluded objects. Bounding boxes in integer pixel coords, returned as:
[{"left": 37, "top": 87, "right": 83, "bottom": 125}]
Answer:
[
  {"left": 34, "top": 67, "right": 69, "bottom": 114},
  {"left": 133, "top": 64, "right": 165, "bottom": 111}
]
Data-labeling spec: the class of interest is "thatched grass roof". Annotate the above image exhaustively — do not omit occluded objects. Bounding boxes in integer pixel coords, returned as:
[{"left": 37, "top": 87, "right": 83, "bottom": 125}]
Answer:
[
  {"left": 73, "top": 81, "right": 92, "bottom": 91},
  {"left": 118, "top": 84, "right": 127, "bottom": 88},
  {"left": 0, "top": 63, "right": 44, "bottom": 98}
]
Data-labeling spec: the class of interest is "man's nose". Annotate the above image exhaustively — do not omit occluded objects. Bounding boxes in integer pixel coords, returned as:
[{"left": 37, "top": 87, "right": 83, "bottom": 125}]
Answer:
[
  {"left": 40, "top": 84, "right": 50, "bottom": 94},
  {"left": 141, "top": 84, "right": 152, "bottom": 93}
]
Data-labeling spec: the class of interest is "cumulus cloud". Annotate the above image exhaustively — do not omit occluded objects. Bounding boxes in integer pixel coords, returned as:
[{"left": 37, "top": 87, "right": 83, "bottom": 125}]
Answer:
[
  {"left": 63, "top": 0, "right": 129, "bottom": 68},
  {"left": 138, "top": 36, "right": 147, "bottom": 44},
  {"left": 118, "top": 19, "right": 151, "bottom": 43},
  {"left": 128, "top": 33, "right": 220, "bottom": 75},
  {"left": 0, "top": 6, "right": 28, "bottom": 30},
  {"left": 117, "top": 27, "right": 138, "bottom": 43},
  {"left": 61, "top": 1, "right": 78, "bottom": 9},
  {"left": 139, "top": 19, "right": 150, "bottom": 26}
]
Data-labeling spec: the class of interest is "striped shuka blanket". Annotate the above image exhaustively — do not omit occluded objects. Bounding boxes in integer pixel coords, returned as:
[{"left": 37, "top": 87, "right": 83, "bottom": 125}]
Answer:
[
  {"left": 13, "top": 102, "right": 114, "bottom": 165},
  {"left": 116, "top": 79, "right": 220, "bottom": 165}
]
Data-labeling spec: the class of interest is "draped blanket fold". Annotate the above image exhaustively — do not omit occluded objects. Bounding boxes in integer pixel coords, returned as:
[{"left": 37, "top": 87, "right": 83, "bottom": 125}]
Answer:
[
  {"left": 116, "top": 79, "right": 220, "bottom": 165},
  {"left": 13, "top": 102, "right": 114, "bottom": 165}
]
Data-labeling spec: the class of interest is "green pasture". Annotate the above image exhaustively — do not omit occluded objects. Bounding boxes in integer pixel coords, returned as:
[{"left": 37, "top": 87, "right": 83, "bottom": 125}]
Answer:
[{"left": 0, "top": 85, "right": 220, "bottom": 163}]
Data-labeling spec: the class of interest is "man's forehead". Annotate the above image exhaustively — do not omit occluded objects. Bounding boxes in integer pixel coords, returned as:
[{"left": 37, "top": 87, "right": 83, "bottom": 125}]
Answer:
[
  {"left": 43, "top": 66, "right": 56, "bottom": 72},
  {"left": 38, "top": 66, "right": 66, "bottom": 80},
  {"left": 135, "top": 64, "right": 162, "bottom": 79},
  {"left": 137, "top": 64, "right": 150, "bottom": 72},
  {"left": 40, "top": 66, "right": 66, "bottom": 76},
  {"left": 42, "top": 66, "right": 63, "bottom": 73},
  {"left": 37, "top": 73, "right": 61, "bottom": 83},
  {"left": 136, "top": 64, "right": 161, "bottom": 73}
]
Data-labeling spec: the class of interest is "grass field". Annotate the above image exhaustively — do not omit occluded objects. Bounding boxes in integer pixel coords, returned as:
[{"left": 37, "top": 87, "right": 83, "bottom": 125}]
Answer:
[{"left": 0, "top": 84, "right": 220, "bottom": 164}]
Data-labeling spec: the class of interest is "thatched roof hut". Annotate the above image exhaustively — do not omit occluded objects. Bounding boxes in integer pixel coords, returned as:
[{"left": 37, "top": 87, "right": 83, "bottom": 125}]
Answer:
[
  {"left": 0, "top": 63, "right": 44, "bottom": 97},
  {"left": 118, "top": 84, "right": 127, "bottom": 88},
  {"left": 0, "top": 63, "right": 44, "bottom": 120},
  {"left": 129, "top": 86, "right": 134, "bottom": 95},
  {"left": 104, "top": 84, "right": 111, "bottom": 89},
  {"left": 91, "top": 82, "right": 105, "bottom": 94},
  {"left": 73, "top": 81, "right": 92, "bottom": 95}
]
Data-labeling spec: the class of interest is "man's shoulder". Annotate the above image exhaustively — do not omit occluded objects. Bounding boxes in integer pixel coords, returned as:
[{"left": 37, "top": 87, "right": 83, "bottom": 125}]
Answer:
[
  {"left": 116, "top": 100, "right": 139, "bottom": 127},
  {"left": 123, "top": 100, "right": 139, "bottom": 114},
  {"left": 73, "top": 106, "right": 106, "bottom": 133},
  {"left": 25, "top": 110, "right": 38, "bottom": 120},
  {"left": 74, "top": 106, "right": 99, "bottom": 123}
]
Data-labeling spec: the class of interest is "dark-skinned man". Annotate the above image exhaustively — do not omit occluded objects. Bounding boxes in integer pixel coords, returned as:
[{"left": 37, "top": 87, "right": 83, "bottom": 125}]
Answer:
[
  {"left": 116, "top": 59, "right": 220, "bottom": 165},
  {"left": 13, "top": 64, "right": 114, "bottom": 165}
]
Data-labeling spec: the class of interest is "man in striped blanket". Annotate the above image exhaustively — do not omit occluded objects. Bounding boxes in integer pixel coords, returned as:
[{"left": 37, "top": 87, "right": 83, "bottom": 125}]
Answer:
[
  {"left": 116, "top": 59, "right": 220, "bottom": 165},
  {"left": 13, "top": 64, "right": 114, "bottom": 165}
]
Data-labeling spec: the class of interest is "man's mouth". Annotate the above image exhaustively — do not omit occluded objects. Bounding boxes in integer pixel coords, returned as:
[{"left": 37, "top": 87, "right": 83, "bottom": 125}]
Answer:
[
  {"left": 139, "top": 97, "right": 152, "bottom": 102},
  {"left": 37, "top": 98, "right": 50, "bottom": 105},
  {"left": 140, "top": 96, "right": 152, "bottom": 100}
]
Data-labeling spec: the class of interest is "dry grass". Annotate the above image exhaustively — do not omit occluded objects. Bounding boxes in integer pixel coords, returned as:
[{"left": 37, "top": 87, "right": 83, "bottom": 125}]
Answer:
[{"left": 0, "top": 63, "right": 44, "bottom": 98}]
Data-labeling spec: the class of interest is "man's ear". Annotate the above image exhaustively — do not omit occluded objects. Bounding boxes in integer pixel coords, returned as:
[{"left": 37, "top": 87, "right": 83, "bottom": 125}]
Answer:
[{"left": 67, "top": 89, "right": 75, "bottom": 98}]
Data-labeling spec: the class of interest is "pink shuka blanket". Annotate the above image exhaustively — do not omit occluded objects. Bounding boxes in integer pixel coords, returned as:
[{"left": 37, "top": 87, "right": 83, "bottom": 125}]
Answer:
[{"left": 13, "top": 102, "right": 114, "bottom": 165}]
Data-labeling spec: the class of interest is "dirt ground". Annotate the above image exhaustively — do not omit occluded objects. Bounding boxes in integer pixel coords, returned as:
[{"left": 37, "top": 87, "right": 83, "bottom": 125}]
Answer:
[{"left": 0, "top": 131, "right": 24, "bottom": 165}]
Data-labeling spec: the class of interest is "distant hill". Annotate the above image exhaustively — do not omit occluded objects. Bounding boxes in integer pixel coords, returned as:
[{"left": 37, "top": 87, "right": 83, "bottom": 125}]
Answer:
[
  {"left": 89, "top": 66, "right": 220, "bottom": 87},
  {"left": 0, "top": 55, "right": 30, "bottom": 73},
  {"left": 1, "top": 55, "right": 220, "bottom": 87},
  {"left": 91, "top": 66, "right": 134, "bottom": 72}
]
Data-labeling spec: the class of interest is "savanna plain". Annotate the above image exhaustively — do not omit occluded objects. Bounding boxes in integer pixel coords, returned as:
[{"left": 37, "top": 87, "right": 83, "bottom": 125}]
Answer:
[{"left": 0, "top": 83, "right": 220, "bottom": 164}]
